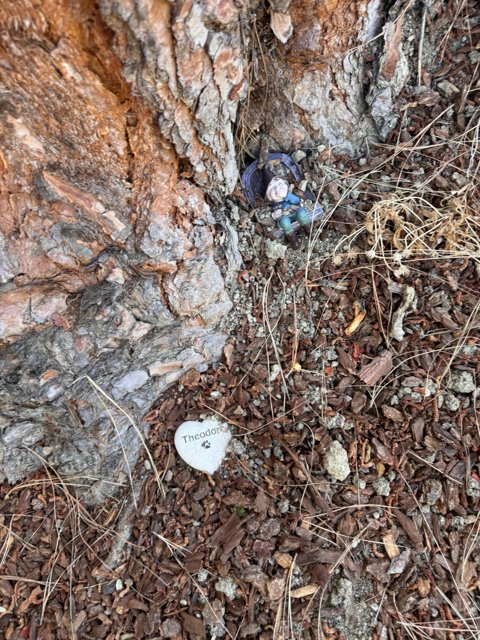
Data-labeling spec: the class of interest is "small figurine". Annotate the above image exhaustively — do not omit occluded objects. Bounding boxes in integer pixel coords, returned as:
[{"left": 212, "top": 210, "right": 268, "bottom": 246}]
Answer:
[
  {"left": 265, "top": 176, "right": 314, "bottom": 247},
  {"left": 241, "top": 152, "right": 324, "bottom": 248}
]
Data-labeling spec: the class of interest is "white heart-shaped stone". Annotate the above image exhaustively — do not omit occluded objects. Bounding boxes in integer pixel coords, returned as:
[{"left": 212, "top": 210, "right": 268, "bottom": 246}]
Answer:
[{"left": 174, "top": 419, "right": 231, "bottom": 474}]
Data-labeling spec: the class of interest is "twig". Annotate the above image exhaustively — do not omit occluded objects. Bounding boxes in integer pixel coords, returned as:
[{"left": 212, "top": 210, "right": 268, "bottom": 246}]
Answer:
[{"left": 417, "top": 1, "right": 428, "bottom": 86}]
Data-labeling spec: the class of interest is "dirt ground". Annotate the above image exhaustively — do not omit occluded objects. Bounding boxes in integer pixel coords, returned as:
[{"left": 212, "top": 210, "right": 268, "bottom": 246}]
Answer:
[{"left": 1, "top": 2, "right": 479, "bottom": 639}]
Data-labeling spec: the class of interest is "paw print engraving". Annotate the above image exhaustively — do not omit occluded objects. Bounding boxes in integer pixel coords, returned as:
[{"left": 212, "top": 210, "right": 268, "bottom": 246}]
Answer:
[{"left": 201, "top": 440, "right": 211, "bottom": 449}]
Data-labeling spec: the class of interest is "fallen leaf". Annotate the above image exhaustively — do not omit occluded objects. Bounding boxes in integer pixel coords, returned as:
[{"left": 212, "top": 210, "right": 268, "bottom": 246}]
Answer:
[
  {"left": 455, "top": 560, "right": 478, "bottom": 591},
  {"left": 424, "top": 434, "right": 443, "bottom": 452},
  {"left": 17, "top": 586, "right": 44, "bottom": 615},
  {"left": 430, "top": 308, "right": 459, "bottom": 330},
  {"left": 395, "top": 511, "right": 422, "bottom": 549},
  {"left": 0, "top": 580, "right": 13, "bottom": 598},
  {"left": 72, "top": 610, "right": 87, "bottom": 634},
  {"left": 416, "top": 577, "right": 430, "bottom": 597},
  {"left": 290, "top": 584, "right": 319, "bottom": 598},
  {"left": 382, "top": 533, "right": 400, "bottom": 559},
  {"left": 372, "top": 437, "right": 394, "bottom": 465},
  {"left": 366, "top": 559, "right": 391, "bottom": 583},
  {"left": 358, "top": 351, "right": 393, "bottom": 386},
  {"left": 179, "top": 368, "right": 201, "bottom": 387},
  {"left": 209, "top": 515, "right": 242, "bottom": 548},
  {"left": 351, "top": 391, "right": 367, "bottom": 413},
  {"left": 345, "top": 310, "right": 366, "bottom": 336},
  {"left": 252, "top": 539, "right": 275, "bottom": 558},
  {"left": 296, "top": 549, "right": 341, "bottom": 566}
]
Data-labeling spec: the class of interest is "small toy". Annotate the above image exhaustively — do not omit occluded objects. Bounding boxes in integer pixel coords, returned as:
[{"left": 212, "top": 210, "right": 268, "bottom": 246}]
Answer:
[
  {"left": 265, "top": 176, "right": 315, "bottom": 247},
  {"left": 265, "top": 176, "right": 289, "bottom": 203},
  {"left": 241, "top": 152, "right": 323, "bottom": 247}
]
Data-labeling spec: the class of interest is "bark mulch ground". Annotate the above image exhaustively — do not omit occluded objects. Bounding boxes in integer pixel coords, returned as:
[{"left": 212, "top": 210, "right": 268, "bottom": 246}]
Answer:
[{"left": 1, "top": 2, "right": 479, "bottom": 638}]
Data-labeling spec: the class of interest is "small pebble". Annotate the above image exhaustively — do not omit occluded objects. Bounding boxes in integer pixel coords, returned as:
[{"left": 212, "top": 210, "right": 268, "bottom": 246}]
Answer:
[
  {"left": 372, "top": 476, "right": 391, "bottom": 497},
  {"left": 445, "top": 393, "right": 460, "bottom": 412},
  {"left": 292, "top": 149, "right": 306, "bottom": 163},
  {"left": 265, "top": 238, "right": 287, "bottom": 261},
  {"left": 437, "top": 80, "right": 459, "bottom": 98},
  {"left": 215, "top": 577, "right": 238, "bottom": 600},
  {"left": 447, "top": 370, "right": 475, "bottom": 394},
  {"left": 229, "top": 438, "right": 246, "bottom": 456},
  {"left": 161, "top": 619, "right": 182, "bottom": 638},
  {"left": 197, "top": 569, "right": 209, "bottom": 582},
  {"left": 323, "top": 441, "right": 350, "bottom": 481}
]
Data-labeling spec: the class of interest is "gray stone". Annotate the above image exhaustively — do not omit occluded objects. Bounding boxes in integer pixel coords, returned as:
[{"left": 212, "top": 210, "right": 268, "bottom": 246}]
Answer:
[
  {"left": 388, "top": 549, "right": 411, "bottom": 574},
  {"left": 327, "top": 576, "right": 377, "bottom": 640},
  {"left": 330, "top": 578, "right": 353, "bottom": 607},
  {"left": 445, "top": 393, "right": 461, "bottom": 412},
  {"left": 324, "top": 413, "right": 354, "bottom": 430},
  {"left": 258, "top": 518, "right": 281, "bottom": 540},
  {"left": 161, "top": 619, "right": 182, "bottom": 638},
  {"left": 323, "top": 441, "right": 350, "bottom": 481},
  {"left": 372, "top": 476, "right": 391, "bottom": 497},
  {"left": 265, "top": 239, "right": 287, "bottom": 261},
  {"left": 424, "top": 479, "right": 442, "bottom": 505},
  {"left": 353, "top": 475, "right": 366, "bottom": 490},
  {"left": 292, "top": 149, "right": 307, "bottom": 163},
  {"left": 228, "top": 438, "right": 246, "bottom": 456},
  {"left": 324, "top": 348, "right": 338, "bottom": 362},
  {"left": 197, "top": 569, "right": 209, "bottom": 582},
  {"left": 215, "top": 577, "right": 238, "bottom": 600},
  {"left": 466, "top": 478, "right": 480, "bottom": 499},
  {"left": 447, "top": 370, "right": 475, "bottom": 394}
]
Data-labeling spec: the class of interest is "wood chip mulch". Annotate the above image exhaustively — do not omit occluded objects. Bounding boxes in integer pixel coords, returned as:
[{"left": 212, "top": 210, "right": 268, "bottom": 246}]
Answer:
[{"left": 1, "top": 2, "right": 479, "bottom": 638}]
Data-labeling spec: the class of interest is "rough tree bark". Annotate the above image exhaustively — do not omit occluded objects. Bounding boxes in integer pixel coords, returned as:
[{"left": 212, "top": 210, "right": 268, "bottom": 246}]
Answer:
[
  {"left": 242, "top": 0, "right": 410, "bottom": 154},
  {"left": 0, "top": 0, "right": 413, "bottom": 498}
]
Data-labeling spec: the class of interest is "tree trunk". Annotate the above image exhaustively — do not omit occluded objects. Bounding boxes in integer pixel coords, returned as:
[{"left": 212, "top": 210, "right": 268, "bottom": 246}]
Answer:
[
  {"left": 0, "top": 0, "right": 412, "bottom": 497},
  {"left": 240, "top": 0, "right": 414, "bottom": 156}
]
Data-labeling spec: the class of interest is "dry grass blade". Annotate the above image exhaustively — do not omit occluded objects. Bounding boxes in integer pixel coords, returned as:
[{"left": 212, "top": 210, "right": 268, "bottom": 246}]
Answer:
[{"left": 333, "top": 190, "right": 480, "bottom": 278}]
